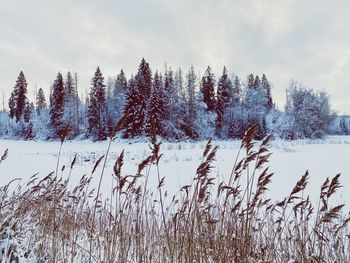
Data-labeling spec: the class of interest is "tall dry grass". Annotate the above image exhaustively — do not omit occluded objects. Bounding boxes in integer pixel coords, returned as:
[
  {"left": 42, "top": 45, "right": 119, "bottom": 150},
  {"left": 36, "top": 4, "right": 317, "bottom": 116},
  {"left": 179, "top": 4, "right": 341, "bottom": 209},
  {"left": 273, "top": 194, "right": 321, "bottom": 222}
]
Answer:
[{"left": 0, "top": 125, "right": 350, "bottom": 262}]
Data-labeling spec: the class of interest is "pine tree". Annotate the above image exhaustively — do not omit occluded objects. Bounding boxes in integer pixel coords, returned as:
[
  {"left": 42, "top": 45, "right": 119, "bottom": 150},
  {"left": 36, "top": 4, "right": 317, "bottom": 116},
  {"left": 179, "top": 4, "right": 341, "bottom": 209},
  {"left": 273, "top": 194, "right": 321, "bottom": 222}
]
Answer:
[
  {"left": 49, "top": 72, "right": 65, "bottom": 137},
  {"left": 215, "top": 94, "right": 224, "bottom": 137},
  {"left": 175, "top": 67, "right": 185, "bottom": 99},
  {"left": 183, "top": 66, "right": 198, "bottom": 138},
  {"left": 23, "top": 101, "right": 33, "bottom": 123},
  {"left": 262, "top": 74, "right": 273, "bottom": 110},
  {"left": 115, "top": 69, "right": 127, "bottom": 93},
  {"left": 220, "top": 75, "right": 243, "bottom": 139},
  {"left": 113, "top": 70, "right": 127, "bottom": 118},
  {"left": 136, "top": 58, "right": 152, "bottom": 134},
  {"left": 161, "top": 67, "right": 187, "bottom": 139},
  {"left": 120, "top": 58, "right": 152, "bottom": 138},
  {"left": 253, "top": 75, "right": 261, "bottom": 90},
  {"left": 9, "top": 95, "right": 16, "bottom": 119},
  {"left": 164, "top": 66, "right": 173, "bottom": 92},
  {"left": 200, "top": 66, "right": 216, "bottom": 111},
  {"left": 144, "top": 72, "right": 165, "bottom": 136},
  {"left": 247, "top": 74, "right": 255, "bottom": 90},
  {"left": 164, "top": 66, "right": 176, "bottom": 105},
  {"left": 88, "top": 67, "right": 107, "bottom": 140},
  {"left": 63, "top": 72, "right": 79, "bottom": 136},
  {"left": 8, "top": 71, "right": 28, "bottom": 122},
  {"left": 232, "top": 76, "right": 241, "bottom": 104},
  {"left": 36, "top": 88, "right": 47, "bottom": 113},
  {"left": 215, "top": 67, "right": 233, "bottom": 136},
  {"left": 65, "top": 72, "right": 76, "bottom": 96},
  {"left": 106, "top": 70, "right": 128, "bottom": 135},
  {"left": 121, "top": 75, "right": 142, "bottom": 138}
]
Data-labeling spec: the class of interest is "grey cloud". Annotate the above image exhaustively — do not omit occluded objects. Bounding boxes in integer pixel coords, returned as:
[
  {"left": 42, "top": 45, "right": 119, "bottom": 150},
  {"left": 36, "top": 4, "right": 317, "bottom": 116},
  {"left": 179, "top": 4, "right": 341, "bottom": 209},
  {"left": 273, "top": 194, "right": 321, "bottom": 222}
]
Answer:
[{"left": 0, "top": 0, "right": 350, "bottom": 113}]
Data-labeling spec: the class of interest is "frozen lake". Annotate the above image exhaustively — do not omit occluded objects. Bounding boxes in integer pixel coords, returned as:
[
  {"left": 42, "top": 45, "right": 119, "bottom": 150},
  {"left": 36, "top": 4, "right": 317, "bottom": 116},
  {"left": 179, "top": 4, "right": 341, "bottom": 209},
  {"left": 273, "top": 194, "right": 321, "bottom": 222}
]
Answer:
[{"left": 0, "top": 136, "right": 349, "bottom": 208}]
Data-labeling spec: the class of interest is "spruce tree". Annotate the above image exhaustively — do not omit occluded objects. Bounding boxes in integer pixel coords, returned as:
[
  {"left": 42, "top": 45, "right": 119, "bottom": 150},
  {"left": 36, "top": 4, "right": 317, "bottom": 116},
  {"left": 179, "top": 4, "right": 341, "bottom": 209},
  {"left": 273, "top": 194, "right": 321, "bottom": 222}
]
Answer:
[
  {"left": 121, "top": 58, "right": 152, "bottom": 138},
  {"left": 184, "top": 66, "right": 198, "bottom": 138},
  {"left": 162, "top": 67, "right": 187, "bottom": 139},
  {"left": 136, "top": 58, "right": 152, "bottom": 134},
  {"left": 106, "top": 69, "right": 128, "bottom": 135},
  {"left": 115, "top": 69, "right": 127, "bottom": 93},
  {"left": 36, "top": 88, "right": 47, "bottom": 112},
  {"left": 49, "top": 72, "right": 65, "bottom": 137},
  {"left": 9, "top": 94, "right": 16, "bottom": 119},
  {"left": 247, "top": 74, "right": 255, "bottom": 90},
  {"left": 63, "top": 72, "right": 79, "bottom": 136},
  {"left": 145, "top": 72, "right": 165, "bottom": 136},
  {"left": 200, "top": 66, "right": 216, "bottom": 111},
  {"left": 232, "top": 76, "right": 241, "bottom": 104},
  {"left": 23, "top": 101, "right": 33, "bottom": 123},
  {"left": 164, "top": 67, "right": 174, "bottom": 92},
  {"left": 261, "top": 74, "right": 273, "bottom": 110},
  {"left": 215, "top": 67, "right": 233, "bottom": 136},
  {"left": 253, "top": 75, "right": 261, "bottom": 89},
  {"left": 175, "top": 67, "right": 185, "bottom": 99},
  {"left": 113, "top": 70, "right": 127, "bottom": 119},
  {"left": 8, "top": 71, "right": 28, "bottom": 122},
  {"left": 88, "top": 67, "right": 107, "bottom": 140},
  {"left": 164, "top": 66, "right": 176, "bottom": 105},
  {"left": 162, "top": 67, "right": 174, "bottom": 137},
  {"left": 215, "top": 93, "right": 224, "bottom": 137},
  {"left": 121, "top": 76, "right": 142, "bottom": 138}
]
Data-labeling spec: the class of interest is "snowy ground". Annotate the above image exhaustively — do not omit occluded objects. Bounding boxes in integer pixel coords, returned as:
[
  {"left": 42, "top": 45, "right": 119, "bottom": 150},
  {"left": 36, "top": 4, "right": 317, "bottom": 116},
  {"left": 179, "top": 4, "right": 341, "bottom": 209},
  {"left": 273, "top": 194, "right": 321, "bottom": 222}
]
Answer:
[{"left": 0, "top": 136, "right": 349, "bottom": 208}]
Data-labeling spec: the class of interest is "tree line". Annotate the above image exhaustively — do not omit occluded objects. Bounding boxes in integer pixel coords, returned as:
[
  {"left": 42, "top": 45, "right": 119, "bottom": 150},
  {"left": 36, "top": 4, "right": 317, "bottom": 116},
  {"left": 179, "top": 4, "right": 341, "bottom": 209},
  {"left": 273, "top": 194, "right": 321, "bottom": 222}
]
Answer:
[{"left": 4, "top": 58, "right": 338, "bottom": 141}]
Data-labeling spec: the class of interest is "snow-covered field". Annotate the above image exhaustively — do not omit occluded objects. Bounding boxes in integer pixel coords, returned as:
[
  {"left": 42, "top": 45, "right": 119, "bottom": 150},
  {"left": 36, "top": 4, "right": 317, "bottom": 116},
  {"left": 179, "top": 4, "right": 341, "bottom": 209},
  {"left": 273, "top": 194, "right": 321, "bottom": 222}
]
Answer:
[{"left": 0, "top": 136, "right": 349, "bottom": 207}]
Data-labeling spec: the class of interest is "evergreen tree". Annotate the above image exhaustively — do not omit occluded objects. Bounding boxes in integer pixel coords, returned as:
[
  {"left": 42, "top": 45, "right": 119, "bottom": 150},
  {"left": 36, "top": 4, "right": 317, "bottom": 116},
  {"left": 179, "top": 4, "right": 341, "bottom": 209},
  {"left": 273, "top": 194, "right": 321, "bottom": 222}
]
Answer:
[
  {"left": 261, "top": 74, "right": 273, "bottom": 110},
  {"left": 63, "top": 72, "right": 79, "bottom": 136},
  {"left": 136, "top": 58, "right": 152, "bottom": 134},
  {"left": 200, "top": 66, "right": 216, "bottom": 111},
  {"left": 88, "top": 67, "right": 107, "bottom": 140},
  {"left": 162, "top": 67, "right": 187, "bottom": 139},
  {"left": 36, "top": 88, "right": 47, "bottom": 113},
  {"left": 253, "top": 75, "right": 261, "bottom": 90},
  {"left": 162, "top": 67, "right": 176, "bottom": 137},
  {"left": 164, "top": 65, "right": 176, "bottom": 106},
  {"left": 106, "top": 70, "right": 127, "bottom": 136},
  {"left": 115, "top": 69, "right": 128, "bottom": 93},
  {"left": 164, "top": 66, "right": 174, "bottom": 95},
  {"left": 232, "top": 76, "right": 241, "bottom": 104},
  {"left": 105, "top": 78, "right": 114, "bottom": 135},
  {"left": 144, "top": 72, "right": 165, "bottom": 136},
  {"left": 175, "top": 67, "right": 185, "bottom": 99},
  {"left": 111, "top": 69, "right": 127, "bottom": 122},
  {"left": 49, "top": 72, "right": 65, "bottom": 137},
  {"left": 215, "top": 93, "right": 224, "bottom": 137},
  {"left": 121, "top": 76, "right": 142, "bottom": 138},
  {"left": 244, "top": 74, "right": 269, "bottom": 138},
  {"left": 8, "top": 71, "right": 28, "bottom": 122},
  {"left": 215, "top": 67, "right": 233, "bottom": 136},
  {"left": 23, "top": 101, "right": 34, "bottom": 123},
  {"left": 183, "top": 66, "right": 198, "bottom": 138},
  {"left": 65, "top": 72, "right": 76, "bottom": 96},
  {"left": 247, "top": 74, "right": 255, "bottom": 90},
  {"left": 121, "top": 58, "right": 152, "bottom": 138},
  {"left": 223, "top": 76, "right": 244, "bottom": 139}
]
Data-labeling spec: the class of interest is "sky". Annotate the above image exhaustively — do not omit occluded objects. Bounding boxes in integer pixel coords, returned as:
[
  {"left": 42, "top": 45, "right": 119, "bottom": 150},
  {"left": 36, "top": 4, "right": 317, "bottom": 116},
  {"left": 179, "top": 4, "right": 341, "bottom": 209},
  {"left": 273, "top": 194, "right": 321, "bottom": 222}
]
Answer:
[{"left": 1, "top": 0, "right": 350, "bottom": 113}]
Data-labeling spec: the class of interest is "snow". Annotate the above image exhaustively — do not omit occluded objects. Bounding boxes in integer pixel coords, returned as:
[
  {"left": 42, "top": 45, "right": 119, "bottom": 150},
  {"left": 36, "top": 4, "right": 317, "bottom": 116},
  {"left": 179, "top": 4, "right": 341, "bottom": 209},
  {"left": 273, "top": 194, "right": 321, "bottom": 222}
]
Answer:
[{"left": 0, "top": 136, "right": 349, "bottom": 208}]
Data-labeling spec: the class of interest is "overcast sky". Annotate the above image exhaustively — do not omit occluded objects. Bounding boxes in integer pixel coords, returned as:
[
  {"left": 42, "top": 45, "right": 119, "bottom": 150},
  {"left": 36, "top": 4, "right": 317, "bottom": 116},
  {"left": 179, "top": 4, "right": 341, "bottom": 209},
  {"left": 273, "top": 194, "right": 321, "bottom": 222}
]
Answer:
[{"left": 1, "top": 0, "right": 350, "bottom": 113}]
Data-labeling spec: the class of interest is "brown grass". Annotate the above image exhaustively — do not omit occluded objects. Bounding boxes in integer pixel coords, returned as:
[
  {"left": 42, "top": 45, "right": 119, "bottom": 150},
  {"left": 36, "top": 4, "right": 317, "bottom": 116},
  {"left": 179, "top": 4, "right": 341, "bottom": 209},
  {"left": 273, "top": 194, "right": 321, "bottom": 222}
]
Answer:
[{"left": 0, "top": 125, "right": 350, "bottom": 262}]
